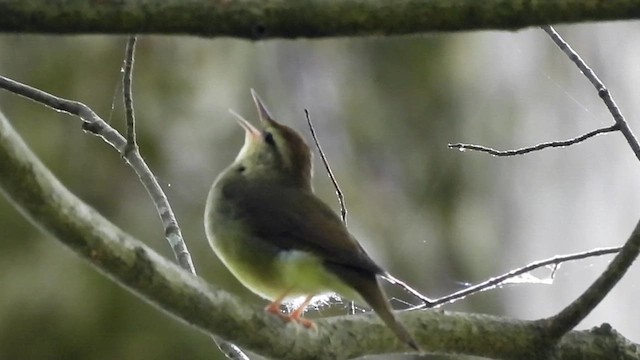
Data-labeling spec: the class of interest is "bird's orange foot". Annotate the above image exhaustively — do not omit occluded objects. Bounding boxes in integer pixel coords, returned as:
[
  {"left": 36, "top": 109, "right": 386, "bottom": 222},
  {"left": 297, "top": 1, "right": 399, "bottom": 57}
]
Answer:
[
  {"left": 265, "top": 302, "right": 316, "bottom": 329},
  {"left": 289, "top": 295, "right": 316, "bottom": 329},
  {"left": 265, "top": 303, "right": 290, "bottom": 322}
]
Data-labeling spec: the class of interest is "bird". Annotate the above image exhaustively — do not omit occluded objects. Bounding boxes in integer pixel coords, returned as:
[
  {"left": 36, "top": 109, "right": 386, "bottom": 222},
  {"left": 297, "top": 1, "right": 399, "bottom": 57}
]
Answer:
[{"left": 204, "top": 89, "right": 419, "bottom": 351}]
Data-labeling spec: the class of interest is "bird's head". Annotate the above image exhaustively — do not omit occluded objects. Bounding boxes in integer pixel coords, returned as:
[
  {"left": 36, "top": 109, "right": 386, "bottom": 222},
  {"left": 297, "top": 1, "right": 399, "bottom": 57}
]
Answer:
[{"left": 229, "top": 90, "right": 312, "bottom": 189}]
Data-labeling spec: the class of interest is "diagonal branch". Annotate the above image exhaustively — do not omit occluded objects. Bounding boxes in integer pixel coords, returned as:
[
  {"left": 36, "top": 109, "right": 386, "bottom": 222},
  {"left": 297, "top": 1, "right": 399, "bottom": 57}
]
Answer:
[
  {"left": 304, "top": 109, "right": 435, "bottom": 307},
  {"left": 0, "top": 73, "right": 196, "bottom": 273},
  {"left": 411, "top": 246, "right": 622, "bottom": 309},
  {"left": 445, "top": 24, "right": 640, "bottom": 344},
  {"left": 119, "top": 37, "right": 247, "bottom": 360},
  {"left": 544, "top": 221, "right": 640, "bottom": 339},
  {"left": 304, "top": 109, "right": 348, "bottom": 224},
  {"left": 0, "top": 107, "right": 637, "bottom": 359},
  {"left": 538, "top": 26, "right": 640, "bottom": 340},
  {"left": 541, "top": 25, "right": 640, "bottom": 161}
]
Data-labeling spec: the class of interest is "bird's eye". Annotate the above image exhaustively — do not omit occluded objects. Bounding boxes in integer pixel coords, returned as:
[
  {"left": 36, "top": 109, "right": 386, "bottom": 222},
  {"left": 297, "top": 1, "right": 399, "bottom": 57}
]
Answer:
[{"left": 264, "top": 131, "right": 276, "bottom": 146}]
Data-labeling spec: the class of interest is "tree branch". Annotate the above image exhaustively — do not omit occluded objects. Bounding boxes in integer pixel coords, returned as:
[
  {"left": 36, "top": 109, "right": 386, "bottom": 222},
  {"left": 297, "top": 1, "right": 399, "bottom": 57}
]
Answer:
[
  {"left": 444, "top": 24, "right": 640, "bottom": 348},
  {"left": 537, "top": 26, "right": 640, "bottom": 340},
  {"left": 0, "top": 74, "right": 196, "bottom": 273},
  {"left": 0, "top": 107, "right": 638, "bottom": 359},
  {"left": 119, "top": 37, "right": 247, "bottom": 359},
  {"left": 0, "top": 0, "right": 639, "bottom": 38},
  {"left": 541, "top": 25, "right": 640, "bottom": 161},
  {"left": 543, "top": 221, "right": 640, "bottom": 340},
  {"left": 412, "top": 246, "right": 622, "bottom": 309},
  {"left": 448, "top": 125, "right": 618, "bottom": 156}
]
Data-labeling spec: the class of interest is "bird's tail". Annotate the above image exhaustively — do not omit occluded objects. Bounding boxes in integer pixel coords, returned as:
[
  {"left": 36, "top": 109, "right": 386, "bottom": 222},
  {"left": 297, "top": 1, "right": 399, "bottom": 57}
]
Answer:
[
  {"left": 358, "top": 276, "right": 420, "bottom": 351},
  {"left": 329, "top": 264, "right": 420, "bottom": 351}
]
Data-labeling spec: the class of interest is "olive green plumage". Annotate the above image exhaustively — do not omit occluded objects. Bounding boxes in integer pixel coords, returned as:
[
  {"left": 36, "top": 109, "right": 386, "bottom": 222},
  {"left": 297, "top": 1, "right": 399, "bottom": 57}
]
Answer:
[{"left": 204, "top": 90, "right": 419, "bottom": 351}]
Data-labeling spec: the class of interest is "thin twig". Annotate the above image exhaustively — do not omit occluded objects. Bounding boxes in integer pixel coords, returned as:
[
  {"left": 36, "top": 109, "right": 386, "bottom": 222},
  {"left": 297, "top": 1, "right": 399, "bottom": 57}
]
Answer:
[
  {"left": 123, "top": 36, "right": 138, "bottom": 153},
  {"left": 0, "top": 76, "right": 123, "bottom": 149},
  {"left": 450, "top": 26, "right": 640, "bottom": 158},
  {"left": 303, "top": 109, "right": 358, "bottom": 316},
  {"left": 545, "top": 221, "right": 640, "bottom": 338},
  {"left": 539, "top": 25, "right": 640, "bottom": 340},
  {"left": 0, "top": 106, "right": 631, "bottom": 357},
  {"left": 0, "top": 45, "right": 248, "bottom": 360},
  {"left": 121, "top": 37, "right": 246, "bottom": 360},
  {"left": 448, "top": 125, "right": 617, "bottom": 156},
  {"left": 383, "top": 273, "right": 434, "bottom": 306},
  {"left": 115, "top": 37, "right": 195, "bottom": 274},
  {"left": 0, "top": 77, "right": 200, "bottom": 270},
  {"left": 541, "top": 25, "right": 640, "bottom": 161},
  {"left": 409, "top": 246, "right": 621, "bottom": 310},
  {"left": 304, "top": 109, "right": 347, "bottom": 224},
  {"left": 303, "top": 110, "right": 433, "bottom": 308}
]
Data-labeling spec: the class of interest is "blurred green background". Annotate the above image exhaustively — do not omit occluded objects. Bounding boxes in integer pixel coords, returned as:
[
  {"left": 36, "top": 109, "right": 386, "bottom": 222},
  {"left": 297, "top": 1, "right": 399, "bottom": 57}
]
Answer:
[{"left": 1, "top": 22, "right": 640, "bottom": 359}]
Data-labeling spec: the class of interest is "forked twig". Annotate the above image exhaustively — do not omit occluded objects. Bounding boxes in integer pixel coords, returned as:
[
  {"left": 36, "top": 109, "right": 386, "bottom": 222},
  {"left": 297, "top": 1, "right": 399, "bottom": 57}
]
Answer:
[
  {"left": 541, "top": 26, "right": 640, "bottom": 160},
  {"left": 120, "top": 36, "right": 247, "bottom": 360},
  {"left": 411, "top": 246, "right": 621, "bottom": 309},
  {"left": 450, "top": 26, "right": 639, "bottom": 160},
  {"left": 118, "top": 36, "right": 195, "bottom": 274},
  {"left": 538, "top": 25, "right": 640, "bottom": 340},
  {"left": 0, "top": 38, "right": 247, "bottom": 360},
  {"left": 447, "top": 26, "right": 640, "bottom": 341},
  {"left": 448, "top": 125, "right": 617, "bottom": 156}
]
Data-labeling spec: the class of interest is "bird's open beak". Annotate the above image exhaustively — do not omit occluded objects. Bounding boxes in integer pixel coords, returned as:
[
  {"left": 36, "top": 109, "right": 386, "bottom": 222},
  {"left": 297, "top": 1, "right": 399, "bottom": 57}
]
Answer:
[
  {"left": 229, "top": 109, "right": 260, "bottom": 142},
  {"left": 228, "top": 90, "right": 277, "bottom": 143},
  {"left": 251, "top": 89, "right": 277, "bottom": 127}
]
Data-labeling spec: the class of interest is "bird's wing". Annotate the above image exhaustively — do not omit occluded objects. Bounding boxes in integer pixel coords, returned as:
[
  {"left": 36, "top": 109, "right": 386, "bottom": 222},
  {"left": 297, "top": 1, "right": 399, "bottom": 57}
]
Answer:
[{"left": 233, "top": 182, "right": 385, "bottom": 275}]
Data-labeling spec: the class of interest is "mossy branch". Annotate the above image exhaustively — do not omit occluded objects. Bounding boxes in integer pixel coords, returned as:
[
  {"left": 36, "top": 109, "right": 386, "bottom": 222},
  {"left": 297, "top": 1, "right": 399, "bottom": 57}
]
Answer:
[
  {"left": 0, "top": 0, "right": 639, "bottom": 38},
  {"left": 0, "top": 108, "right": 638, "bottom": 359}
]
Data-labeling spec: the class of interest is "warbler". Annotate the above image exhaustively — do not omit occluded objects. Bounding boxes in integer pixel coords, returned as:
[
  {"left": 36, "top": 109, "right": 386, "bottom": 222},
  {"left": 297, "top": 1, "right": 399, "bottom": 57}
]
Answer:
[{"left": 204, "top": 90, "right": 419, "bottom": 351}]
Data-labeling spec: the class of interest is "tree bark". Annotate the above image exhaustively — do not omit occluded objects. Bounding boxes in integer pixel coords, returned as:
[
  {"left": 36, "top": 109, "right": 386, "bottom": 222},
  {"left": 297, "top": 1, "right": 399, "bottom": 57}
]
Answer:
[{"left": 0, "top": 0, "right": 639, "bottom": 39}]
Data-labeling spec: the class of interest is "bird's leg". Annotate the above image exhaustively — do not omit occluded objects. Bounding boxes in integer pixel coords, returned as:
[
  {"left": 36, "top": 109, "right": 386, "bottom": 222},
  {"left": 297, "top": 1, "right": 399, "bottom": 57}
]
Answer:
[
  {"left": 266, "top": 292, "right": 316, "bottom": 328},
  {"left": 265, "top": 289, "right": 291, "bottom": 322},
  {"left": 289, "top": 295, "right": 315, "bottom": 328}
]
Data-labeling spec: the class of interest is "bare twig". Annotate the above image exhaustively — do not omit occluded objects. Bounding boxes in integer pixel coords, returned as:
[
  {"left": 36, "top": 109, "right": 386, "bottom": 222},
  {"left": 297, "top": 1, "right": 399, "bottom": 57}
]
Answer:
[
  {"left": 3, "top": 106, "right": 638, "bottom": 358},
  {"left": 448, "top": 125, "right": 617, "bottom": 156},
  {"left": 0, "top": 81, "right": 200, "bottom": 269},
  {"left": 450, "top": 26, "right": 640, "bottom": 159},
  {"left": 383, "top": 273, "right": 434, "bottom": 306},
  {"left": 303, "top": 110, "right": 434, "bottom": 308},
  {"left": 0, "top": 56, "right": 199, "bottom": 272},
  {"left": 410, "top": 246, "right": 621, "bottom": 309},
  {"left": 444, "top": 23, "right": 640, "bottom": 345},
  {"left": 0, "top": 50, "right": 248, "bottom": 360},
  {"left": 545, "top": 220, "right": 640, "bottom": 338},
  {"left": 541, "top": 26, "right": 640, "bottom": 161},
  {"left": 303, "top": 108, "right": 357, "bottom": 316},
  {"left": 123, "top": 36, "right": 138, "bottom": 153},
  {"left": 0, "top": 76, "right": 124, "bottom": 149},
  {"left": 119, "top": 37, "right": 247, "bottom": 360},
  {"left": 538, "top": 25, "right": 640, "bottom": 340},
  {"left": 304, "top": 109, "right": 348, "bottom": 225},
  {"left": 116, "top": 38, "right": 195, "bottom": 274}
]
